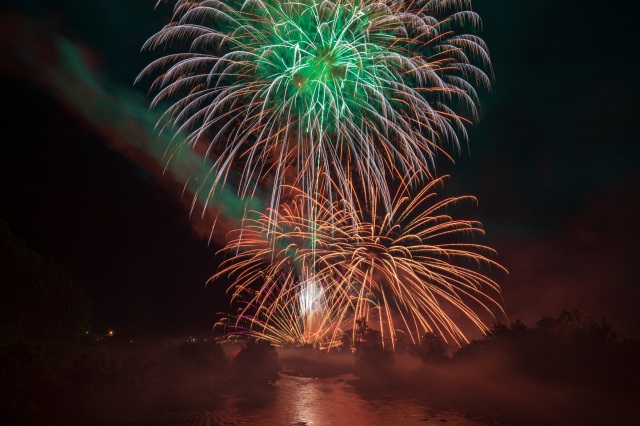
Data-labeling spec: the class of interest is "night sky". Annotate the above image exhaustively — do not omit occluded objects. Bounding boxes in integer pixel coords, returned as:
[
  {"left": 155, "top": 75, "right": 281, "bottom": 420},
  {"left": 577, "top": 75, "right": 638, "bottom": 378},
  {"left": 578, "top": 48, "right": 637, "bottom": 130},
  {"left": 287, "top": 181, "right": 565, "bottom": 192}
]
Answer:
[{"left": 1, "top": 1, "right": 638, "bottom": 339}]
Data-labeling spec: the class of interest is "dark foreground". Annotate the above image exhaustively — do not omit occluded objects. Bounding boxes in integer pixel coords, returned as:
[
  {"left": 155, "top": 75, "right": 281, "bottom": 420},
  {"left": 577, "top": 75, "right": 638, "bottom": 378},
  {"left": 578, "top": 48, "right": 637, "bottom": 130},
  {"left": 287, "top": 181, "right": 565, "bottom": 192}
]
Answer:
[{"left": 2, "top": 319, "right": 639, "bottom": 426}]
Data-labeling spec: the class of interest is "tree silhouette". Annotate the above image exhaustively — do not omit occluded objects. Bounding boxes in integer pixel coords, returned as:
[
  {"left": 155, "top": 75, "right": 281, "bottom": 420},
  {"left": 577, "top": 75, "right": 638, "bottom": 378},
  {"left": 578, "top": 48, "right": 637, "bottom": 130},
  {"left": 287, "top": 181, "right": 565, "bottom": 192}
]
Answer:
[
  {"left": 232, "top": 337, "right": 279, "bottom": 384},
  {"left": 0, "top": 219, "right": 91, "bottom": 342},
  {"left": 419, "top": 332, "right": 448, "bottom": 362}
]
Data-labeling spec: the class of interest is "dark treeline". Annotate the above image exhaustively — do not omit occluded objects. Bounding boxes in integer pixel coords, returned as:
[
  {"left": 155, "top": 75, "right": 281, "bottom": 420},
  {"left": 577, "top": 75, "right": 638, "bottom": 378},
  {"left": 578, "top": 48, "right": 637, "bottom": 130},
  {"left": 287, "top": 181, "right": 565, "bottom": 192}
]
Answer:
[
  {"left": 0, "top": 220, "right": 91, "bottom": 343},
  {"left": 450, "top": 311, "right": 640, "bottom": 391}
]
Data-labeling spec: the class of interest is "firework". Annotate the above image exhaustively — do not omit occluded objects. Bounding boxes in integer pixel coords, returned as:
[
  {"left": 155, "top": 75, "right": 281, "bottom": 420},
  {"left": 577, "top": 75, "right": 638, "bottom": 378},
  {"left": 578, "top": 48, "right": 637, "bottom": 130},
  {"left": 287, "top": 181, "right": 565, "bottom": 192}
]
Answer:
[
  {"left": 140, "top": 0, "right": 501, "bottom": 349},
  {"left": 212, "top": 188, "right": 351, "bottom": 348},
  {"left": 213, "top": 177, "right": 506, "bottom": 348},
  {"left": 316, "top": 176, "right": 507, "bottom": 347},
  {"left": 138, "top": 0, "right": 491, "bottom": 224},
  {"left": 213, "top": 274, "right": 343, "bottom": 349}
]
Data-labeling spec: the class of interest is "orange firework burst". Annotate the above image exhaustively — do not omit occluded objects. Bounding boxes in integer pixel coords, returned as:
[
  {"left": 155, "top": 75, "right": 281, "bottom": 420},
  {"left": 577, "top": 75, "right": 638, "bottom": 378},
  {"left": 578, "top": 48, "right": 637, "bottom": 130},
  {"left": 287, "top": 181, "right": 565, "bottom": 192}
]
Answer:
[
  {"left": 313, "top": 176, "right": 508, "bottom": 347},
  {"left": 212, "top": 176, "right": 506, "bottom": 349}
]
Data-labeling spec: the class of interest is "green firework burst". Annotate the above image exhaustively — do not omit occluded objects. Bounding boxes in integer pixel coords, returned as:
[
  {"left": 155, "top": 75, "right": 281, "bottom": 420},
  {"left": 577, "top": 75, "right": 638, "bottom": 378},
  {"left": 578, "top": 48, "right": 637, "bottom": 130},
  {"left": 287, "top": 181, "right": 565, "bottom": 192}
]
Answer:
[{"left": 138, "top": 0, "right": 491, "bottom": 223}]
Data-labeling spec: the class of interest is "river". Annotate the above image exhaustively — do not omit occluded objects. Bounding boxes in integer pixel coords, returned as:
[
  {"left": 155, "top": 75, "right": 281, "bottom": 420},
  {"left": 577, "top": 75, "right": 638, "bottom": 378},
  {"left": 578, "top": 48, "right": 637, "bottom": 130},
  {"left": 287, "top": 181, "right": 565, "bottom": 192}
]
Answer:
[{"left": 156, "top": 373, "right": 489, "bottom": 425}]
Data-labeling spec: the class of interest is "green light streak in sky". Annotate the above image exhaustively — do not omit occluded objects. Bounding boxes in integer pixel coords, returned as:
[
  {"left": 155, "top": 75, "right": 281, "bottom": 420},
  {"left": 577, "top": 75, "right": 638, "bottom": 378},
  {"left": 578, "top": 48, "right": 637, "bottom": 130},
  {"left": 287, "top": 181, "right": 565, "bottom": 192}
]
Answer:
[{"left": 48, "top": 38, "right": 260, "bottom": 232}]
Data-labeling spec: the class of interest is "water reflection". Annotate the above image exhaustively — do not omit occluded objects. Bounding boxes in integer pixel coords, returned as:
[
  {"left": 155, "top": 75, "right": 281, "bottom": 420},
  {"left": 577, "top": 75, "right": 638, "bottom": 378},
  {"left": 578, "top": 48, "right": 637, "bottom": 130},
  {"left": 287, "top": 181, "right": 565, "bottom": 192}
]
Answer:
[{"left": 158, "top": 374, "right": 488, "bottom": 425}]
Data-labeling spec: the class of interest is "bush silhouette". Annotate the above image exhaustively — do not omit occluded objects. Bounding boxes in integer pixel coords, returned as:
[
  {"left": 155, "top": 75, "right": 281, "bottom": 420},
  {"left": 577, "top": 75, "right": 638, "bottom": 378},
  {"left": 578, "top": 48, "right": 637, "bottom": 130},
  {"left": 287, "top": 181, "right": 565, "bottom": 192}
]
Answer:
[{"left": 232, "top": 338, "right": 279, "bottom": 384}]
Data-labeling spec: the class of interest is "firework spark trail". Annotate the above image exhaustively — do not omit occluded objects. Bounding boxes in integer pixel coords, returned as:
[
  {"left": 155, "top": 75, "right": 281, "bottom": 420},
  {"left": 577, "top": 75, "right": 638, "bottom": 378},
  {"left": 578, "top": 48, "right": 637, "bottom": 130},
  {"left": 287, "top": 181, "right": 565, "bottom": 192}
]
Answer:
[
  {"left": 214, "top": 177, "right": 506, "bottom": 348},
  {"left": 138, "top": 0, "right": 492, "bottom": 228}
]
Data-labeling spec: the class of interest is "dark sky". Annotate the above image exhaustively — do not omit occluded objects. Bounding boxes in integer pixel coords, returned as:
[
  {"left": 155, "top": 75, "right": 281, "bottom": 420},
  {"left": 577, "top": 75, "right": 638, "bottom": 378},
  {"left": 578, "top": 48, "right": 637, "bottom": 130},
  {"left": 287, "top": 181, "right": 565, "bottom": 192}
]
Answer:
[{"left": 1, "top": 1, "right": 639, "bottom": 339}]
